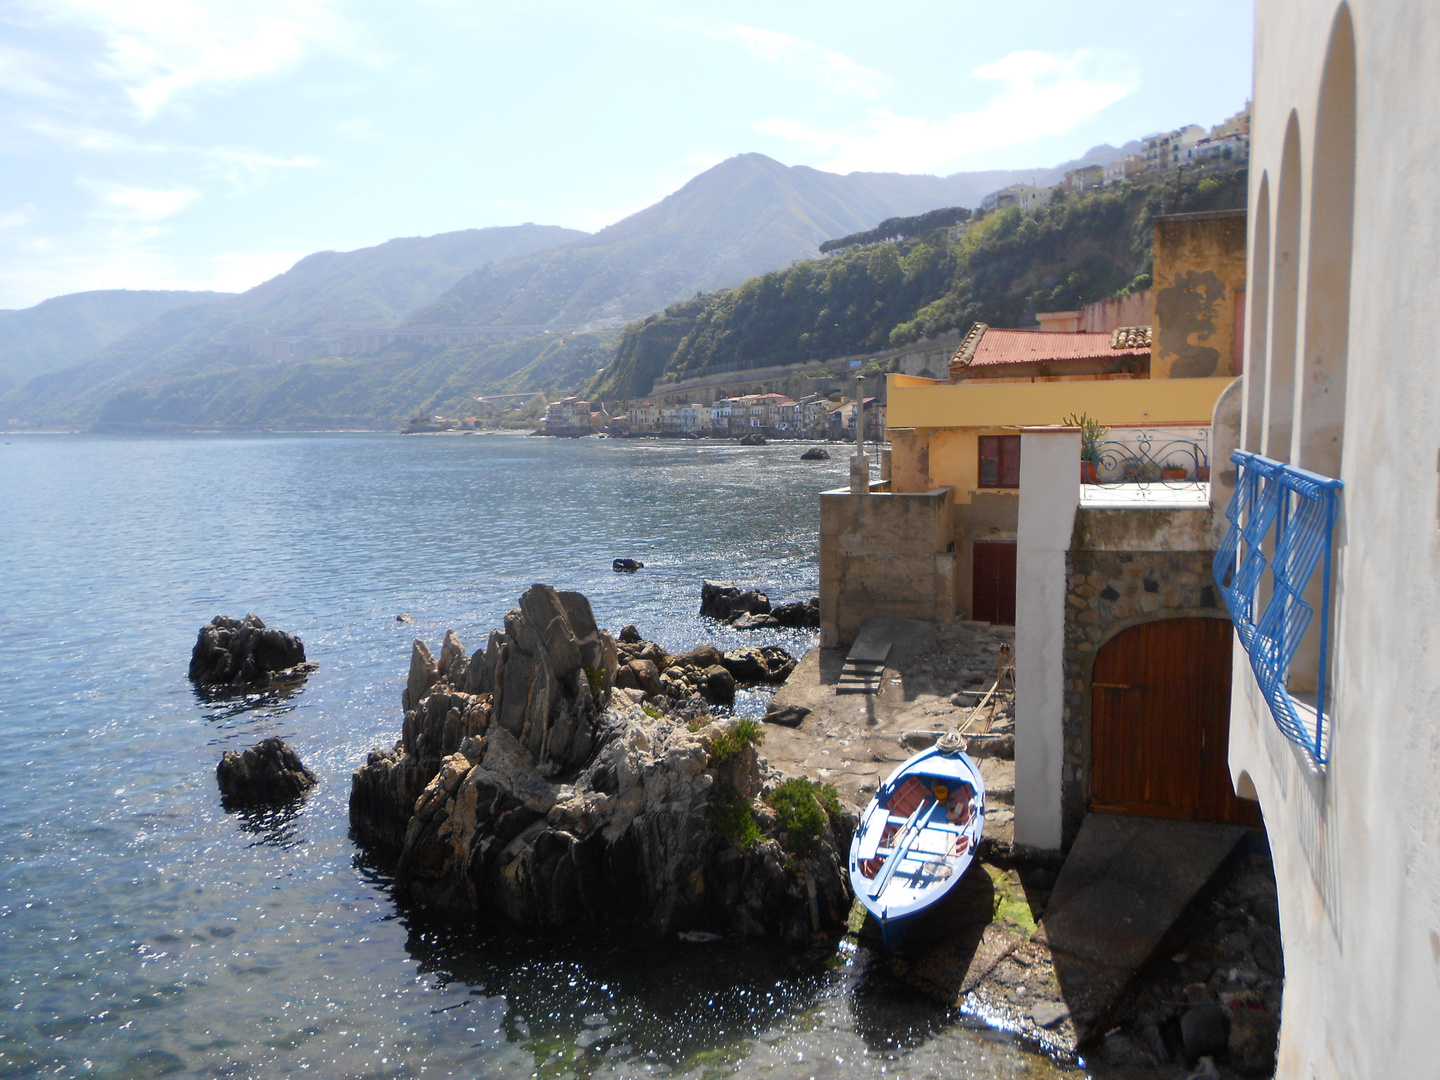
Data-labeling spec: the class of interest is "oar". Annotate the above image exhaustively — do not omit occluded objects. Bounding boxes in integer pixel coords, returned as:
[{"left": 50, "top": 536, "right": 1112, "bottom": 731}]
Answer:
[{"left": 868, "top": 800, "right": 930, "bottom": 900}]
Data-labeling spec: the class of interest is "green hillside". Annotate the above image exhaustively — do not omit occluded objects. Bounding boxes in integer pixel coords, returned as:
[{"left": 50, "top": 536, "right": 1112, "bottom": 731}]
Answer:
[
  {"left": 1, "top": 224, "right": 586, "bottom": 427},
  {"left": 92, "top": 330, "right": 617, "bottom": 431},
  {"left": 589, "top": 166, "right": 1247, "bottom": 400},
  {"left": 0, "top": 289, "right": 227, "bottom": 396}
]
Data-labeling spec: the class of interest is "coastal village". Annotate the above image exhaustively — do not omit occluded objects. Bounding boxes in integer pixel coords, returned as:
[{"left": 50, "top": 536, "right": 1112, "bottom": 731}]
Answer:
[
  {"left": 375, "top": 9, "right": 1440, "bottom": 1078},
  {"left": 6, "top": 3, "right": 1438, "bottom": 1080}
]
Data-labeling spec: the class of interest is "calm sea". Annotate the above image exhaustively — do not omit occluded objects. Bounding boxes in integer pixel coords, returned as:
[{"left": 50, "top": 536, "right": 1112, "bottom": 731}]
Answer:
[{"left": 0, "top": 433, "right": 1075, "bottom": 1079}]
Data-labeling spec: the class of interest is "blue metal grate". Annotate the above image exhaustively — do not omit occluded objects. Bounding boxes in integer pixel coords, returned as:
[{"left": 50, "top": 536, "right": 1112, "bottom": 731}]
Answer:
[{"left": 1214, "top": 451, "right": 1343, "bottom": 765}]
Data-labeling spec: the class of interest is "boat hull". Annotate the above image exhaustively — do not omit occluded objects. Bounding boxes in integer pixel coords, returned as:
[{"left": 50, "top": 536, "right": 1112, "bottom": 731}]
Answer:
[{"left": 847, "top": 743, "right": 987, "bottom": 949}]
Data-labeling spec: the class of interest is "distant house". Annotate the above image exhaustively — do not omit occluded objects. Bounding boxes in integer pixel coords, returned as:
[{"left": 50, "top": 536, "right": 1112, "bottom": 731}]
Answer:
[
  {"left": 1063, "top": 164, "right": 1104, "bottom": 193},
  {"left": 625, "top": 400, "right": 660, "bottom": 434},
  {"left": 980, "top": 183, "right": 1053, "bottom": 213},
  {"left": 1104, "top": 155, "right": 1146, "bottom": 184},
  {"left": 542, "top": 397, "right": 593, "bottom": 436}
]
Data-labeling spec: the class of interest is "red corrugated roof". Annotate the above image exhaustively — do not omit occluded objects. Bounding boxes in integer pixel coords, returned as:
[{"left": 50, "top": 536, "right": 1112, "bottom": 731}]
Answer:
[{"left": 969, "top": 328, "right": 1149, "bottom": 367}]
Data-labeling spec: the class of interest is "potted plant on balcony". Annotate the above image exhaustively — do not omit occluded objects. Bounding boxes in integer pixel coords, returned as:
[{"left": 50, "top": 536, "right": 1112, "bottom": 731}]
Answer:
[{"left": 1065, "top": 412, "right": 1107, "bottom": 483}]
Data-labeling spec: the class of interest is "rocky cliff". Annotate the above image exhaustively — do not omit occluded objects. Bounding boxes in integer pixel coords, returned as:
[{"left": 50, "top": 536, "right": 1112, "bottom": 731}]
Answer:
[{"left": 350, "top": 585, "right": 853, "bottom": 945}]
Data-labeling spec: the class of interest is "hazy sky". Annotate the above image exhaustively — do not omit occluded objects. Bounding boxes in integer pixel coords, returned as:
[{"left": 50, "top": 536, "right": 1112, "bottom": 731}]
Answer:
[{"left": 0, "top": 0, "right": 1254, "bottom": 310}]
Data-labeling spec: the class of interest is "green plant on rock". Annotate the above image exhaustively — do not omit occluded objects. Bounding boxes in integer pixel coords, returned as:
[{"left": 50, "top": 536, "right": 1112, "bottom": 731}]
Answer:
[
  {"left": 765, "top": 777, "right": 837, "bottom": 856},
  {"left": 708, "top": 718, "right": 764, "bottom": 764},
  {"left": 642, "top": 703, "right": 663, "bottom": 720},
  {"left": 584, "top": 665, "right": 606, "bottom": 697},
  {"left": 711, "top": 784, "right": 762, "bottom": 851}
]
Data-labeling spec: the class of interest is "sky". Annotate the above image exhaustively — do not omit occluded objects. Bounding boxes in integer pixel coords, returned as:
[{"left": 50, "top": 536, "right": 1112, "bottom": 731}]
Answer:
[{"left": 0, "top": 0, "right": 1255, "bottom": 310}]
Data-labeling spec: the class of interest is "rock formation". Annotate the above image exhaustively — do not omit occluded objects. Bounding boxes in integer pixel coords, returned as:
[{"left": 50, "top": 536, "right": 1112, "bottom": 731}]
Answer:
[
  {"left": 700, "top": 581, "right": 819, "bottom": 629},
  {"left": 612, "top": 558, "right": 644, "bottom": 573},
  {"left": 349, "top": 585, "right": 852, "bottom": 944},
  {"left": 217, "top": 736, "right": 317, "bottom": 805},
  {"left": 800, "top": 447, "right": 831, "bottom": 460},
  {"left": 189, "top": 614, "right": 318, "bottom": 691}
]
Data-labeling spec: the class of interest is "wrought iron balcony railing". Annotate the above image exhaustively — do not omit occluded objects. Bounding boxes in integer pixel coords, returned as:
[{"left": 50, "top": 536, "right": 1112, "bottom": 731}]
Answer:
[
  {"left": 1213, "top": 450, "right": 1343, "bottom": 765},
  {"left": 1082, "top": 428, "right": 1210, "bottom": 487}
]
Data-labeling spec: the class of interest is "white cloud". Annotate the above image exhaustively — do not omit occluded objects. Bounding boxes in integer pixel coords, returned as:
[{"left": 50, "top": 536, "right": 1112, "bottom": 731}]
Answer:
[
  {"left": 102, "top": 187, "right": 199, "bottom": 220},
  {"left": 722, "top": 25, "right": 889, "bottom": 99},
  {"left": 0, "top": 204, "right": 37, "bottom": 229},
  {"left": 32, "top": 0, "right": 354, "bottom": 116},
  {"left": 756, "top": 49, "right": 1139, "bottom": 174}
]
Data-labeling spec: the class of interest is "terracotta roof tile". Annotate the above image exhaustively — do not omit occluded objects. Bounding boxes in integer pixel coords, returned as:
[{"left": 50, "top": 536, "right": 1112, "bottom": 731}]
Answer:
[{"left": 949, "top": 325, "right": 1150, "bottom": 375}]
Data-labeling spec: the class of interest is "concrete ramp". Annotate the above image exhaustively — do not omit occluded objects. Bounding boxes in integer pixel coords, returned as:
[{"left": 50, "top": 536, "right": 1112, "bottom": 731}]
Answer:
[{"left": 1038, "top": 814, "right": 1245, "bottom": 1042}]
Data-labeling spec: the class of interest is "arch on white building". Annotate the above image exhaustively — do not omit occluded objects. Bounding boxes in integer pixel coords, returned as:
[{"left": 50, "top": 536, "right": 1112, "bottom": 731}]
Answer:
[
  {"left": 1296, "top": 4, "right": 1356, "bottom": 476},
  {"left": 1244, "top": 175, "right": 1272, "bottom": 452},
  {"left": 1263, "top": 113, "right": 1303, "bottom": 463}
]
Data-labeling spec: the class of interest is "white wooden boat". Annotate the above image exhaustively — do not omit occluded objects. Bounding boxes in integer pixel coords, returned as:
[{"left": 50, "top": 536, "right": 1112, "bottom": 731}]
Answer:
[{"left": 848, "top": 735, "right": 986, "bottom": 948}]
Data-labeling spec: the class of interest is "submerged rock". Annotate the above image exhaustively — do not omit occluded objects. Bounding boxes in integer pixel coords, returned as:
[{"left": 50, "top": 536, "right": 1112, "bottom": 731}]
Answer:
[
  {"left": 189, "top": 614, "right": 318, "bottom": 691},
  {"left": 349, "top": 585, "right": 851, "bottom": 943},
  {"left": 217, "top": 736, "right": 317, "bottom": 806}
]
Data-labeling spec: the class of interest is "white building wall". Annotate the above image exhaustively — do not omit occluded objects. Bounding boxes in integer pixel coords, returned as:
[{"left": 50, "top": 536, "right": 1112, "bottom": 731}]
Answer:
[
  {"left": 1013, "top": 429, "right": 1081, "bottom": 851},
  {"left": 1229, "top": 3, "right": 1440, "bottom": 1076}
]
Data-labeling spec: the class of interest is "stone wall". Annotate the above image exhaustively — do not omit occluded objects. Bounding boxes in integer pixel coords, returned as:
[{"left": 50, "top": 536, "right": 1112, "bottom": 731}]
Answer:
[{"left": 1059, "top": 547, "right": 1226, "bottom": 845}]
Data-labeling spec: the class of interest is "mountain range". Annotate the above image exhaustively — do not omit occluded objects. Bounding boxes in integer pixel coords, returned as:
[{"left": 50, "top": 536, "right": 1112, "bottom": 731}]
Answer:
[{"left": 1, "top": 144, "right": 1136, "bottom": 430}]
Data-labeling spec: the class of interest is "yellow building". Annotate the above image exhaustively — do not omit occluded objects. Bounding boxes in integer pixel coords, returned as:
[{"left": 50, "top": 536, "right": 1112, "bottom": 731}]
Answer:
[{"left": 819, "top": 209, "right": 1246, "bottom": 646}]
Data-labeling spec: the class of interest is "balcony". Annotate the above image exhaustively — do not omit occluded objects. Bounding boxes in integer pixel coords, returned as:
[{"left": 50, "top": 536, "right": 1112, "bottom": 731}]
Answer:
[
  {"left": 1213, "top": 451, "right": 1343, "bottom": 765},
  {"left": 1080, "top": 425, "right": 1211, "bottom": 507}
]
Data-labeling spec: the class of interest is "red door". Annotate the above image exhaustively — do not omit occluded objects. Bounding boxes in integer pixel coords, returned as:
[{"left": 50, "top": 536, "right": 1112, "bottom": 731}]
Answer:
[
  {"left": 1090, "top": 618, "right": 1261, "bottom": 826},
  {"left": 972, "top": 542, "right": 1017, "bottom": 625}
]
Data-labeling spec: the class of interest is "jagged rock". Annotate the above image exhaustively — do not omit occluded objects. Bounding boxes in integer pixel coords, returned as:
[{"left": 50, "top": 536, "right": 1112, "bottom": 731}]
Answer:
[
  {"left": 800, "top": 447, "right": 830, "bottom": 460},
  {"left": 612, "top": 559, "right": 644, "bottom": 573},
  {"left": 618, "top": 625, "right": 642, "bottom": 644},
  {"left": 189, "top": 614, "right": 317, "bottom": 691},
  {"left": 350, "top": 586, "right": 854, "bottom": 943},
  {"left": 739, "top": 433, "right": 766, "bottom": 446},
  {"left": 217, "top": 736, "right": 316, "bottom": 806},
  {"left": 770, "top": 598, "right": 821, "bottom": 629},
  {"left": 729, "top": 612, "right": 780, "bottom": 630},
  {"left": 700, "top": 581, "right": 770, "bottom": 622},
  {"left": 721, "top": 646, "right": 797, "bottom": 684}
]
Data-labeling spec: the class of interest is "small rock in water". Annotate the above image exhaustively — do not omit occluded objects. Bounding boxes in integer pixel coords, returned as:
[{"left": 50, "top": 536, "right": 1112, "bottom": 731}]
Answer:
[
  {"left": 613, "top": 558, "right": 644, "bottom": 573},
  {"left": 396, "top": 613, "right": 415, "bottom": 624},
  {"left": 216, "top": 736, "right": 316, "bottom": 806},
  {"left": 800, "top": 447, "right": 830, "bottom": 460},
  {"left": 189, "top": 613, "right": 317, "bottom": 691},
  {"left": 582, "top": 1014, "right": 609, "bottom": 1027},
  {"left": 1027, "top": 1002, "right": 1070, "bottom": 1028}
]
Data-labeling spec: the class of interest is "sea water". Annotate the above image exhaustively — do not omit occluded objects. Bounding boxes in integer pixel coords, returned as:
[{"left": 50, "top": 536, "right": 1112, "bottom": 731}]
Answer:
[{"left": 0, "top": 433, "right": 1078, "bottom": 1078}]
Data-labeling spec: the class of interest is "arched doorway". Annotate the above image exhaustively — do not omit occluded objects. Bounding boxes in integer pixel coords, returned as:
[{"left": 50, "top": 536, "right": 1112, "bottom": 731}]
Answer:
[{"left": 1090, "top": 618, "right": 1261, "bottom": 826}]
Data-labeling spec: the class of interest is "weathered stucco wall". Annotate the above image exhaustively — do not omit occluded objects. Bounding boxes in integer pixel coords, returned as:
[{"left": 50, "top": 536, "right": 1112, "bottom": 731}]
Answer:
[
  {"left": 819, "top": 487, "right": 956, "bottom": 648},
  {"left": 1152, "top": 210, "right": 1248, "bottom": 379},
  {"left": 1013, "top": 430, "right": 1080, "bottom": 851}
]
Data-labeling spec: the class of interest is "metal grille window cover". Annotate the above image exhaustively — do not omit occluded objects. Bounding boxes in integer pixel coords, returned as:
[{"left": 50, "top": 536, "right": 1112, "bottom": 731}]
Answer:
[
  {"left": 1213, "top": 450, "right": 1343, "bottom": 765},
  {"left": 1083, "top": 428, "right": 1210, "bottom": 486}
]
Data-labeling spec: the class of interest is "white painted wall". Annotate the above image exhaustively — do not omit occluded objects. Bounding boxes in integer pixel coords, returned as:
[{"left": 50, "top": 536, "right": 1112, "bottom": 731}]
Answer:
[
  {"left": 1013, "top": 429, "right": 1080, "bottom": 851},
  {"left": 1229, "top": 3, "right": 1440, "bottom": 1076}
]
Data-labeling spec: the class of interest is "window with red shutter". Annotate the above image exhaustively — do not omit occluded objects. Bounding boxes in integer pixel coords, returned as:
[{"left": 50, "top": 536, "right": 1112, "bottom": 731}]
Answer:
[{"left": 978, "top": 435, "right": 1021, "bottom": 488}]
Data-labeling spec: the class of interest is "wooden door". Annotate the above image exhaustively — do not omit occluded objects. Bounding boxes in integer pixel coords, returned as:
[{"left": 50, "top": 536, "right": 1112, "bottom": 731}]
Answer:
[
  {"left": 972, "top": 542, "right": 1017, "bottom": 625},
  {"left": 1090, "top": 618, "right": 1261, "bottom": 826}
]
